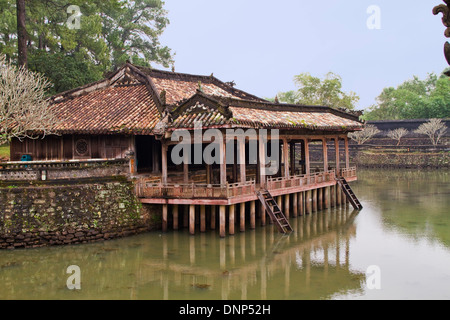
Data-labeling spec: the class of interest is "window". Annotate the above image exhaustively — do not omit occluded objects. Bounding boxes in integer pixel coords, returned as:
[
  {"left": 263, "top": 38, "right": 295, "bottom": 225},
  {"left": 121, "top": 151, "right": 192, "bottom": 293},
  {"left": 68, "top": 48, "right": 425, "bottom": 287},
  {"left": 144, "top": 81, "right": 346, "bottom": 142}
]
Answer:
[{"left": 75, "top": 139, "right": 89, "bottom": 156}]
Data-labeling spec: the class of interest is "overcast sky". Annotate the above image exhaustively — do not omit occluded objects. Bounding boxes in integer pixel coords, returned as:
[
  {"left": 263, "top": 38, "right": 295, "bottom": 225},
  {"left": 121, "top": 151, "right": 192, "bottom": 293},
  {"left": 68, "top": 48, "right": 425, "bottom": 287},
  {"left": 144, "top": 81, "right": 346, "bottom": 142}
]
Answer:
[{"left": 158, "top": 0, "right": 448, "bottom": 110}]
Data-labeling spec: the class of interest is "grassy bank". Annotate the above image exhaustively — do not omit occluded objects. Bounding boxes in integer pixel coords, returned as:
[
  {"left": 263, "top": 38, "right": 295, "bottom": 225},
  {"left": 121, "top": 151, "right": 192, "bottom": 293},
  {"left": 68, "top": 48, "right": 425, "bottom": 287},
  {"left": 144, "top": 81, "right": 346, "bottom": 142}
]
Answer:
[{"left": 0, "top": 144, "right": 9, "bottom": 161}]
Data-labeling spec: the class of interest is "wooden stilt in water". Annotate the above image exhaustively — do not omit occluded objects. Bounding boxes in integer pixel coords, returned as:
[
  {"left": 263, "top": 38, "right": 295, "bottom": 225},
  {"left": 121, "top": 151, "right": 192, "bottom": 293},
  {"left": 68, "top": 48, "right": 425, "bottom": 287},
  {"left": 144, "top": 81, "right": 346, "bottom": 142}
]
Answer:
[
  {"left": 229, "top": 205, "right": 235, "bottom": 235},
  {"left": 240, "top": 203, "right": 246, "bottom": 232},
  {"left": 306, "top": 190, "right": 312, "bottom": 214},
  {"left": 312, "top": 189, "right": 317, "bottom": 213},
  {"left": 189, "top": 205, "right": 195, "bottom": 235},
  {"left": 220, "top": 205, "right": 226, "bottom": 238},
  {"left": 324, "top": 187, "right": 330, "bottom": 209},
  {"left": 330, "top": 185, "right": 336, "bottom": 207},
  {"left": 200, "top": 205, "right": 206, "bottom": 233},
  {"left": 250, "top": 201, "right": 256, "bottom": 229},
  {"left": 183, "top": 205, "right": 189, "bottom": 228},
  {"left": 284, "top": 194, "right": 290, "bottom": 220},
  {"left": 318, "top": 188, "right": 323, "bottom": 211},
  {"left": 173, "top": 204, "right": 179, "bottom": 230},
  {"left": 293, "top": 192, "right": 298, "bottom": 218},
  {"left": 299, "top": 192, "right": 304, "bottom": 216},
  {"left": 211, "top": 205, "right": 216, "bottom": 230},
  {"left": 260, "top": 202, "right": 266, "bottom": 226},
  {"left": 162, "top": 204, "right": 168, "bottom": 232},
  {"left": 336, "top": 185, "right": 341, "bottom": 206}
]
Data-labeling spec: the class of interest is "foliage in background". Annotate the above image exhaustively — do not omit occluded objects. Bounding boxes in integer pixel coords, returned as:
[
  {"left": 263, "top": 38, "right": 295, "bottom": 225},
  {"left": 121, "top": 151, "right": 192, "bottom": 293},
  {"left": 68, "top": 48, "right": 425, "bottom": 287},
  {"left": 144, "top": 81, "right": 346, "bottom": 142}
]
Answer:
[
  {"left": 276, "top": 72, "right": 360, "bottom": 110},
  {"left": 364, "top": 70, "right": 450, "bottom": 120},
  {"left": 0, "top": 0, "right": 174, "bottom": 94}
]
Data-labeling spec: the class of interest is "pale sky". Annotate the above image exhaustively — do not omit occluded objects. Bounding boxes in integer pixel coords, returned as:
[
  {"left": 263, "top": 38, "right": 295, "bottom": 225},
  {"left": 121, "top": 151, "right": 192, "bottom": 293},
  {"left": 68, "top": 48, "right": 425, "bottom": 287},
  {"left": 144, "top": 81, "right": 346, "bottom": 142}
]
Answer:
[{"left": 158, "top": 0, "right": 448, "bottom": 111}]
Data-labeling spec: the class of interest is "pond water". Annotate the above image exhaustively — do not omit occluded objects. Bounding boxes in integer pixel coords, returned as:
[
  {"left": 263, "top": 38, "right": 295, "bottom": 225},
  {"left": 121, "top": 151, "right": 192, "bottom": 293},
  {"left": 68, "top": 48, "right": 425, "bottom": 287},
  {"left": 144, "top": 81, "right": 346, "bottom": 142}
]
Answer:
[{"left": 0, "top": 169, "right": 449, "bottom": 300}]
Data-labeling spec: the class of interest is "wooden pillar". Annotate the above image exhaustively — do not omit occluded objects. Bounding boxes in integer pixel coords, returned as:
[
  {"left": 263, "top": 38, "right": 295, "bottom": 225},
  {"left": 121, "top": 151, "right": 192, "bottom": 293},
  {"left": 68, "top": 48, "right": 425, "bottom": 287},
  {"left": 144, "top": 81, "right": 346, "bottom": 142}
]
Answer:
[
  {"left": 299, "top": 192, "right": 304, "bottom": 216},
  {"left": 293, "top": 192, "right": 298, "bottom": 217},
  {"left": 161, "top": 141, "right": 168, "bottom": 185},
  {"left": 305, "top": 190, "right": 312, "bottom": 214},
  {"left": 229, "top": 205, "right": 235, "bottom": 235},
  {"left": 342, "top": 188, "right": 347, "bottom": 206},
  {"left": 220, "top": 205, "right": 226, "bottom": 238},
  {"left": 189, "top": 205, "right": 195, "bottom": 235},
  {"left": 129, "top": 136, "right": 137, "bottom": 175},
  {"left": 344, "top": 136, "right": 350, "bottom": 169},
  {"left": 183, "top": 146, "right": 189, "bottom": 183},
  {"left": 290, "top": 142, "right": 296, "bottom": 176},
  {"left": 211, "top": 205, "right": 216, "bottom": 230},
  {"left": 312, "top": 189, "right": 317, "bottom": 212},
  {"left": 239, "top": 139, "right": 246, "bottom": 183},
  {"left": 240, "top": 203, "right": 246, "bottom": 232},
  {"left": 206, "top": 164, "right": 212, "bottom": 184},
  {"left": 259, "top": 131, "right": 267, "bottom": 188},
  {"left": 335, "top": 137, "right": 340, "bottom": 174},
  {"left": 173, "top": 204, "right": 179, "bottom": 230},
  {"left": 283, "top": 138, "right": 290, "bottom": 177},
  {"left": 322, "top": 138, "right": 328, "bottom": 172},
  {"left": 250, "top": 201, "right": 256, "bottom": 229},
  {"left": 220, "top": 136, "right": 227, "bottom": 186},
  {"left": 183, "top": 205, "right": 189, "bottom": 228},
  {"left": 336, "top": 185, "right": 341, "bottom": 206},
  {"left": 162, "top": 204, "right": 168, "bottom": 232},
  {"left": 260, "top": 202, "right": 266, "bottom": 226},
  {"left": 152, "top": 139, "right": 159, "bottom": 173},
  {"left": 304, "top": 139, "right": 310, "bottom": 175},
  {"left": 200, "top": 205, "right": 206, "bottom": 233},
  {"left": 324, "top": 187, "right": 330, "bottom": 209},
  {"left": 284, "top": 194, "right": 290, "bottom": 220},
  {"left": 232, "top": 143, "right": 238, "bottom": 183},
  {"left": 331, "top": 185, "right": 336, "bottom": 207},
  {"left": 318, "top": 188, "right": 323, "bottom": 211}
]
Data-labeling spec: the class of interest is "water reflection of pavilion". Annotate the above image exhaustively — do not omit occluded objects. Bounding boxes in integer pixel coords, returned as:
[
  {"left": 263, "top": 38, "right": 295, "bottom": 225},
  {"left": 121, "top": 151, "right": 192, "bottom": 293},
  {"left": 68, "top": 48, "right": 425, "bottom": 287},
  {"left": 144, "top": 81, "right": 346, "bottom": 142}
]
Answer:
[
  {"left": 138, "top": 207, "right": 364, "bottom": 300},
  {"left": 0, "top": 206, "right": 363, "bottom": 300}
]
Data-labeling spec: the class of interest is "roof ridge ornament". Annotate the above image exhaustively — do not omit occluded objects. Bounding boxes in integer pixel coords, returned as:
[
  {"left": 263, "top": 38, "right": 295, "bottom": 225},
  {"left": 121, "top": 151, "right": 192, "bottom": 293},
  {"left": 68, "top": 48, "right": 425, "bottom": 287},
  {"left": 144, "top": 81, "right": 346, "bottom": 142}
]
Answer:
[{"left": 433, "top": 0, "right": 450, "bottom": 73}]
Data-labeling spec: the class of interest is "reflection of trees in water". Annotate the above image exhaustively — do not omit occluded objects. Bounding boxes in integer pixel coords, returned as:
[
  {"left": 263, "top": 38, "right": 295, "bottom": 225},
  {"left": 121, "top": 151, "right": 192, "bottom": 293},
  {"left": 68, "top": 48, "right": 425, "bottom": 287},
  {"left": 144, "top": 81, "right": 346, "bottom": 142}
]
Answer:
[
  {"left": 0, "top": 207, "right": 365, "bottom": 300},
  {"left": 356, "top": 168, "right": 450, "bottom": 247}
]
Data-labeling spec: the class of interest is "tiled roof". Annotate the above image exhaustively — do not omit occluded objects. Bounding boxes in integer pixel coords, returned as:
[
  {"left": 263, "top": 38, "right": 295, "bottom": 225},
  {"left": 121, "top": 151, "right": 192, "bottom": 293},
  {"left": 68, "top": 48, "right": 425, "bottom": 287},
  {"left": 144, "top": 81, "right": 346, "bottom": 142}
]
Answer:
[
  {"left": 51, "top": 84, "right": 159, "bottom": 135},
  {"left": 47, "top": 63, "right": 363, "bottom": 135},
  {"left": 228, "top": 106, "right": 362, "bottom": 130},
  {"left": 169, "top": 93, "right": 363, "bottom": 131},
  {"left": 136, "top": 67, "right": 265, "bottom": 105}
]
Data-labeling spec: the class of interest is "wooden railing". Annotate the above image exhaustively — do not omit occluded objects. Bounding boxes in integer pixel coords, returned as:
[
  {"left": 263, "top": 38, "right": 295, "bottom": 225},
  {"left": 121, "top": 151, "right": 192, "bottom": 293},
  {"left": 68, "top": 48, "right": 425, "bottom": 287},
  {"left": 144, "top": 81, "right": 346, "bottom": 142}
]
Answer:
[
  {"left": 339, "top": 167, "right": 357, "bottom": 179},
  {"left": 266, "top": 170, "right": 336, "bottom": 191},
  {"left": 135, "top": 179, "right": 256, "bottom": 199}
]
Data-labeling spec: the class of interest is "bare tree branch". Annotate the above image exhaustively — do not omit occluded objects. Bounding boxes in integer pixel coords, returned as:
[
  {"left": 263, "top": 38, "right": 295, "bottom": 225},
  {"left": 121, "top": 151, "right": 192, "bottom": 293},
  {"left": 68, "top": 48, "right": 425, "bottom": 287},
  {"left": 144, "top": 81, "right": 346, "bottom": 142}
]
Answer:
[
  {"left": 387, "top": 128, "right": 409, "bottom": 146},
  {"left": 348, "top": 124, "right": 381, "bottom": 145},
  {"left": 414, "top": 119, "right": 448, "bottom": 146},
  {"left": 0, "top": 54, "right": 59, "bottom": 145}
]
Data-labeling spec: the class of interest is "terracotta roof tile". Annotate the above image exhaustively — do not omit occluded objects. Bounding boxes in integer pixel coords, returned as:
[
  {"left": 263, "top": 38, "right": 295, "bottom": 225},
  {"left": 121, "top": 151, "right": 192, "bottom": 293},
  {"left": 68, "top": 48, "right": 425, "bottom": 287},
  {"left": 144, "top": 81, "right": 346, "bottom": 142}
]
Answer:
[
  {"left": 52, "top": 84, "right": 159, "bottom": 135},
  {"left": 47, "top": 63, "right": 363, "bottom": 135},
  {"left": 229, "top": 106, "right": 362, "bottom": 130}
]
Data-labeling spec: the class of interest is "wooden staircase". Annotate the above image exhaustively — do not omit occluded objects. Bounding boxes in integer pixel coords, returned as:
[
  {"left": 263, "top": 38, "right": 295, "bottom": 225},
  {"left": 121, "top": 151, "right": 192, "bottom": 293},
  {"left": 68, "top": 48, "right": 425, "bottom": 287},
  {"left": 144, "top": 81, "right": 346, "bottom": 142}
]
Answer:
[
  {"left": 336, "top": 177, "right": 363, "bottom": 210},
  {"left": 257, "top": 189, "right": 293, "bottom": 234}
]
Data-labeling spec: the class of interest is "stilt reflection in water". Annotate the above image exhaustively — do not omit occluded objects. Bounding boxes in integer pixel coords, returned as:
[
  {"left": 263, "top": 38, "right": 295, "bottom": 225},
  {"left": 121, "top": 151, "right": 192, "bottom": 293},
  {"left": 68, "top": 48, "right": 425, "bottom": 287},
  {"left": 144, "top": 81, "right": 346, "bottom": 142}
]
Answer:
[{"left": 0, "top": 206, "right": 363, "bottom": 300}]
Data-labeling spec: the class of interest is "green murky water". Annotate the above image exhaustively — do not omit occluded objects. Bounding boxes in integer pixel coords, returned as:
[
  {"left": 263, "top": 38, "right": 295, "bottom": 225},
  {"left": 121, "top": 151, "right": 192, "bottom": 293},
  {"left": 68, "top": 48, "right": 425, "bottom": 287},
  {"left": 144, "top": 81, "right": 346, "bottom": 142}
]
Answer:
[{"left": 1, "top": 169, "right": 449, "bottom": 300}]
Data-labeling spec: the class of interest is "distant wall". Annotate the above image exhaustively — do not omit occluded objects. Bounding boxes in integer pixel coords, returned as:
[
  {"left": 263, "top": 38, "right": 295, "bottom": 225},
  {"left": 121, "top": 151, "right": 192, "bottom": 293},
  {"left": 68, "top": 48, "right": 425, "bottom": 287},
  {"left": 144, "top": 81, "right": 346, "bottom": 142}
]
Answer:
[{"left": 367, "top": 119, "right": 450, "bottom": 138}]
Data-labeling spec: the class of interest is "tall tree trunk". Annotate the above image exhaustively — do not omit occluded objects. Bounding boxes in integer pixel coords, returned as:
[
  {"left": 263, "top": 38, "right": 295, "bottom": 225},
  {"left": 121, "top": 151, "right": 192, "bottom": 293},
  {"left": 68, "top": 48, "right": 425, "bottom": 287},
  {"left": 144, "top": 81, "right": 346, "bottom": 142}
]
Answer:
[{"left": 17, "top": 0, "right": 28, "bottom": 68}]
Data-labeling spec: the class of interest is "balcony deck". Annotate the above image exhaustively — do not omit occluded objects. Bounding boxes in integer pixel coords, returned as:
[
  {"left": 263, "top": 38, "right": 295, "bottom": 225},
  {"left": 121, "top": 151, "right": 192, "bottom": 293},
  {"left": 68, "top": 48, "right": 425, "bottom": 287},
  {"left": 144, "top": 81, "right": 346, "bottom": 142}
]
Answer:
[{"left": 136, "top": 167, "right": 357, "bottom": 205}]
